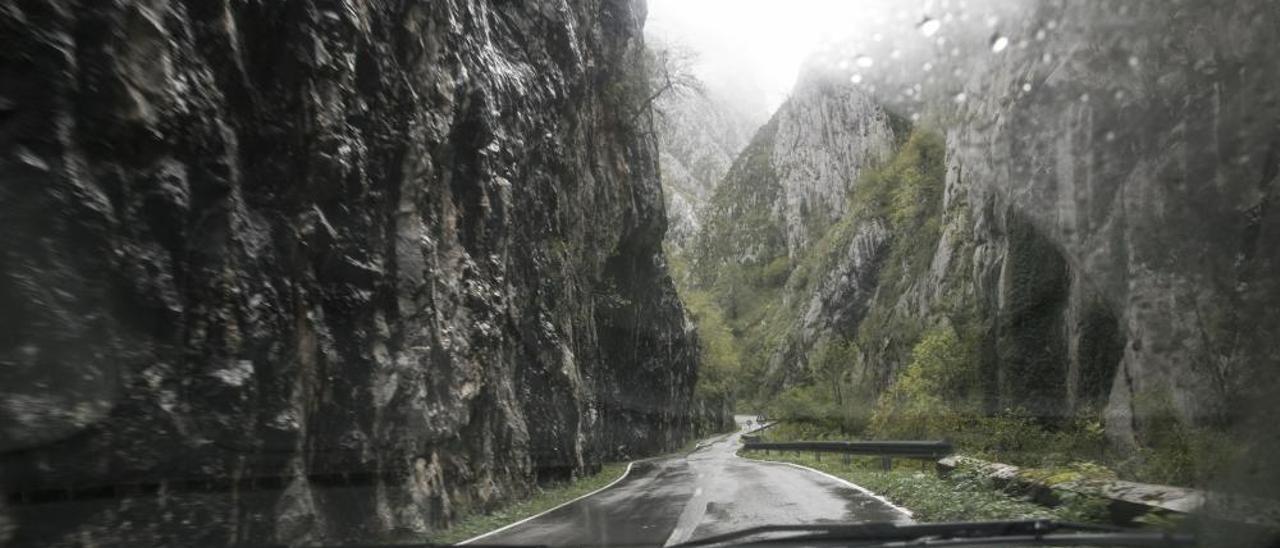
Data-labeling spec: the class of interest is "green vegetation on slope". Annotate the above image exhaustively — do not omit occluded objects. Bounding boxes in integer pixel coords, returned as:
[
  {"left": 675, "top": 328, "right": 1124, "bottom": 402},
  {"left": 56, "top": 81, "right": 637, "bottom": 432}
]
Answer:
[
  {"left": 675, "top": 116, "right": 789, "bottom": 407},
  {"left": 757, "top": 129, "right": 950, "bottom": 429},
  {"left": 681, "top": 284, "right": 743, "bottom": 424},
  {"left": 753, "top": 126, "right": 1229, "bottom": 487},
  {"left": 674, "top": 106, "right": 1228, "bottom": 487}
]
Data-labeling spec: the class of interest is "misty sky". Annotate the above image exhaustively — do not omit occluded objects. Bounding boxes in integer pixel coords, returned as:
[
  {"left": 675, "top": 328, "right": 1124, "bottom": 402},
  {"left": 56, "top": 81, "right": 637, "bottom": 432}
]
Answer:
[
  {"left": 646, "top": 0, "right": 919, "bottom": 114},
  {"left": 645, "top": 0, "right": 1014, "bottom": 117}
]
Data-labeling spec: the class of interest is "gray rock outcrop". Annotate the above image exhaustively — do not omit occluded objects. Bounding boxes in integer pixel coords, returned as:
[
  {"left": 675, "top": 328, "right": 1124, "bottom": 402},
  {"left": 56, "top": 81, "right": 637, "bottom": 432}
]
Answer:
[{"left": 0, "top": 0, "right": 704, "bottom": 544}]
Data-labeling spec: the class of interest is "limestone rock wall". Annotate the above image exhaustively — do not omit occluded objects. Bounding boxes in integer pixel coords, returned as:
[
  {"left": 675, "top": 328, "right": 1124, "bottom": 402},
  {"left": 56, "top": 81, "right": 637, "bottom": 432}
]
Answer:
[{"left": 0, "top": 0, "right": 702, "bottom": 544}]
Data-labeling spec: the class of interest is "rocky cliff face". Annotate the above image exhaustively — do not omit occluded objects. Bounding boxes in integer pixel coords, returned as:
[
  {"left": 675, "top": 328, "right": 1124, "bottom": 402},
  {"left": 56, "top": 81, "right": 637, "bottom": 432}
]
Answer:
[
  {"left": 769, "top": 70, "right": 899, "bottom": 257},
  {"left": 939, "top": 0, "right": 1280, "bottom": 452},
  {"left": 689, "top": 70, "right": 903, "bottom": 391},
  {"left": 0, "top": 0, "right": 701, "bottom": 545},
  {"left": 696, "top": 0, "right": 1279, "bottom": 494},
  {"left": 654, "top": 88, "right": 757, "bottom": 250},
  {"left": 695, "top": 69, "right": 899, "bottom": 261}
]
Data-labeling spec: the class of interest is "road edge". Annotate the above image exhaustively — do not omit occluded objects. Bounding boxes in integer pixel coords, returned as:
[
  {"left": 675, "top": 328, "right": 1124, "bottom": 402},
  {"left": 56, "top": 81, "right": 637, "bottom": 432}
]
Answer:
[
  {"left": 458, "top": 461, "right": 635, "bottom": 545},
  {"left": 740, "top": 455, "right": 916, "bottom": 521}
]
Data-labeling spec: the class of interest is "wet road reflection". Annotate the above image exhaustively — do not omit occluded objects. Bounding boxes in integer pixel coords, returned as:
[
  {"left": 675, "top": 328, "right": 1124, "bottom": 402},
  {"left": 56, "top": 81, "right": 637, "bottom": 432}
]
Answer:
[{"left": 472, "top": 417, "right": 910, "bottom": 547}]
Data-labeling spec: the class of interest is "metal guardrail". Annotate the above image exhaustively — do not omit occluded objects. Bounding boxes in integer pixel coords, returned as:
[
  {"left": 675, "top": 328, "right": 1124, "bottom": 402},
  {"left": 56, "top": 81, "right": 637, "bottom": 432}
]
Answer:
[{"left": 742, "top": 438, "right": 952, "bottom": 469}]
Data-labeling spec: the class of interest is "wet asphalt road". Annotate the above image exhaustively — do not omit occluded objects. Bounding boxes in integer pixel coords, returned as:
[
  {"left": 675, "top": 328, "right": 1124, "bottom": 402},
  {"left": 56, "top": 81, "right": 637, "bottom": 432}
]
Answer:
[{"left": 470, "top": 417, "right": 910, "bottom": 547}]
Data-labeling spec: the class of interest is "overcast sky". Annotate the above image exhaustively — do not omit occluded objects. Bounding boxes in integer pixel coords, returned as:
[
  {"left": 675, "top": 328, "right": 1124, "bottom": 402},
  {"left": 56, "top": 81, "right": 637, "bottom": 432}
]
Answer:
[
  {"left": 644, "top": 0, "right": 1014, "bottom": 117},
  {"left": 645, "top": 0, "right": 921, "bottom": 113}
]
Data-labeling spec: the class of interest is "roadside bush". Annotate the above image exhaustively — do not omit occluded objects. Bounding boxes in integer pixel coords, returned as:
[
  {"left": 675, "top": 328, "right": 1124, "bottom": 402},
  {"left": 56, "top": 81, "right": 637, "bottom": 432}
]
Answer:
[
  {"left": 769, "top": 384, "right": 840, "bottom": 428},
  {"left": 683, "top": 290, "right": 741, "bottom": 405},
  {"left": 868, "top": 326, "right": 977, "bottom": 440}
]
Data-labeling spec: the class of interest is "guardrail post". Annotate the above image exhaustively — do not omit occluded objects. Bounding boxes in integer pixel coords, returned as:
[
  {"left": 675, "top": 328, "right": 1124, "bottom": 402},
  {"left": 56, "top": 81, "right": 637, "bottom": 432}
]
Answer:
[
  {"left": 842, "top": 453, "right": 851, "bottom": 465},
  {"left": 815, "top": 451, "right": 821, "bottom": 462},
  {"left": 881, "top": 456, "right": 892, "bottom": 471}
]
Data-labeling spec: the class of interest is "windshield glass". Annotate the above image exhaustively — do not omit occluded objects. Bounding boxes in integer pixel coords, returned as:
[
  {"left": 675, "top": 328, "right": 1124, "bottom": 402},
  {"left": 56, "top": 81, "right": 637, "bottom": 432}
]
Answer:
[{"left": 2, "top": 1, "right": 1277, "bottom": 547}]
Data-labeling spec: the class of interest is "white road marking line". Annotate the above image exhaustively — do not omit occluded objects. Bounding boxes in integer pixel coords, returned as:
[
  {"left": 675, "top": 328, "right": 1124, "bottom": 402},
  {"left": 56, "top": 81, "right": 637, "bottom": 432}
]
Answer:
[
  {"left": 748, "top": 458, "right": 915, "bottom": 520},
  {"left": 459, "top": 462, "right": 636, "bottom": 545}
]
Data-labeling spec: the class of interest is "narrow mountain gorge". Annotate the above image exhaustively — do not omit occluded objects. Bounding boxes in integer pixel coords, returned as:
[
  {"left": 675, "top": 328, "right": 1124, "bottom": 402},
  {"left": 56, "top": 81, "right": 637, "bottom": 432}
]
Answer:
[
  {"left": 684, "top": 0, "right": 1280, "bottom": 496},
  {"left": 653, "top": 88, "right": 758, "bottom": 251},
  {"left": 2, "top": 0, "right": 1278, "bottom": 545},
  {"left": 0, "top": 0, "right": 711, "bottom": 544}
]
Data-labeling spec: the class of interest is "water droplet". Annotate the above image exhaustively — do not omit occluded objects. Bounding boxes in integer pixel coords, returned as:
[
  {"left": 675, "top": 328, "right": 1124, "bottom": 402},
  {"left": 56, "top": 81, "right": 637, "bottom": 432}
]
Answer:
[
  {"left": 1105, "top": 131, "right": 1117, "bottom": 142},
  {"left": 1042, "top": 53, "right": 1054, "bottom": 64},
  {"left": 953, "top": 92, "right": 968, "bottom": 104},
  {"left": 1022, "top": 83, "right": 1033, "bottom": 92},
  {"left": 951, "top": 47, "right": 961, "bottom": 57},
  {"left": 1035, "top": 29, "right": 1047, "bottom": 41},
  {"left": 1080, "top": 93, "right": 1090, "bottom": 103},
  {"left": 890, "top": 49, "right": 902, "bottom": 60},
  {"left": 986, "top": 15, "right": 1000, "bottom": 28},
  {"left": 919, "top": 17, "right": 942, "bottom": 37},
  {"left": 922, "top": 62, "right": 934, "bottom": 72},
  {"left": 850, "top": 74, "right": 863, "bottom": 84},
  {"left": 1046, "top": 19, "right": 1059, "bottom": 30},
  {"left": 990, "top": 35, "right": 1009, "bottom": 53},
  {"left": 856, "top": 55, "right": 874, "bottom": 68},
  {"left": 1128, "top": 56, "right": 1140, "bottom": 68},
  {"left": 873, "top": 33, "right": 884, "bottom": 42},
  {"left": 838, "top": 59, "right": 851, "bottom": 70},
  {"left": 1114, "top": 90, "right": 1127, "bottom": 101},
  {"left": 911, "top": 112, "right": 922, "bottom": 122}
]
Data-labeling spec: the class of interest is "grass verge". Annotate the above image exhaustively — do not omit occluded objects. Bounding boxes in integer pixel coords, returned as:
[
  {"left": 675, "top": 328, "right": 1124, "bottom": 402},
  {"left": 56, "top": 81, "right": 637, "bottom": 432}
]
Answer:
[
  {"left": 738, "top": 451, "right": 1109, "bottom": 524},
  {"left": 428, "top": 462, "right": 630, "bottom": 545}
]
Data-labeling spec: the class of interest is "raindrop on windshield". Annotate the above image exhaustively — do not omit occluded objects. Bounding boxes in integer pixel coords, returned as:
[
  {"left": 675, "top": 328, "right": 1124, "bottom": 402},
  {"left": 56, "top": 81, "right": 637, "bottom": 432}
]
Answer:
[
  {"left": 953, "top": 92, "right": 968, "bottom": 104},
  {"left": 856, "top": 55, "right": 874, "bottom": 68},
  {"left": 1022, "top": 82, "right": 1033, "bottom": 92},
  {"left": 990, "top": 35, "right": 1010, "bottom": 53},
  {"left": 919, "top": 17, "right": 942, "bottom": 37},
  {"left": 1129, "top": 56, "right": 1141, "bottom": 68},
  {"left": 922, "top": 62, "right": 934, "bottom": 72},
  {"left": 850, "top": 74, "right": 863, "bottom": 84}
]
